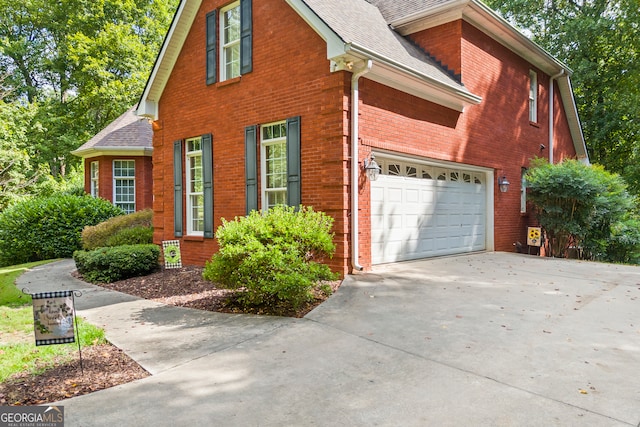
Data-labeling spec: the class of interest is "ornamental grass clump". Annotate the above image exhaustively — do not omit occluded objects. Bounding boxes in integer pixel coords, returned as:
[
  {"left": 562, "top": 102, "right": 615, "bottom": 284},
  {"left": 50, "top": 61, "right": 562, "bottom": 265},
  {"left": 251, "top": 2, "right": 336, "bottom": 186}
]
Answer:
[{"left": 203, "top": 205, "right": 338, "bottom": 310}]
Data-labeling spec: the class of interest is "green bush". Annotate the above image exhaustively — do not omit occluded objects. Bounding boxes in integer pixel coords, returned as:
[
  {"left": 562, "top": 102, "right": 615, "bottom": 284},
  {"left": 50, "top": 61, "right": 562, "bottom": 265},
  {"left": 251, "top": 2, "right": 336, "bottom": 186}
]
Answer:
[
  {"left": 0, "top": 194, "right": 124, "bottom": 266},
  {"left": 82, "top": 209, "right": 153, "bottom": 250},
  {"left": 203, "top": 205, "right": 338, "bottom": 310},
  {"left": 104, "top": 226, "right": 154, "bottom": 247},
  {"left": 604, "top": 215, "right": 640, "bottom": 265},
  {"left": 526, "top": 158, "right": 636, "bottom": 259},
  {"left": 73, "top": 244, "right": 160, "bottom": 283}
]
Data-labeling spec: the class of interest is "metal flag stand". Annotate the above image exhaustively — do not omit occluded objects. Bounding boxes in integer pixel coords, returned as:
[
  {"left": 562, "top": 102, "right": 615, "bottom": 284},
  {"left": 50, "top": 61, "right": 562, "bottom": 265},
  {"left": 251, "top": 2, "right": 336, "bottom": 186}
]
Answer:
[{"left": 23, "top": 287, "right": 84, "bottom": 374}]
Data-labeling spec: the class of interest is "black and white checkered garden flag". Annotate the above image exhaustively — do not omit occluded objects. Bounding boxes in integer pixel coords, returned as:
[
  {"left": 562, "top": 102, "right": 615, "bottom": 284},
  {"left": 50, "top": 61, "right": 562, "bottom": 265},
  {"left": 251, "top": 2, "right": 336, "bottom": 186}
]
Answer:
[
  {"left": 32, "top": 291, "right": 76, "bottom": 346},
  {"left": 162, "top": 240, "right": 182, "bottom": 269}
]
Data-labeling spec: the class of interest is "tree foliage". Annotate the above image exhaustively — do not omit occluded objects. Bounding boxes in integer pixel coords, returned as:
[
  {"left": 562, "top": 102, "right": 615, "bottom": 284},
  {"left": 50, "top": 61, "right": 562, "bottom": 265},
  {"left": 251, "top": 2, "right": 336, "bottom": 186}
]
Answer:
[
  {"left": 525, "top": 158, "right": 638, "bottom": 263},
  {"left": 486, "top": 0, "right": 640, "bottom": 194},
  {"left": 0, "top": 0, "right": 177, "bottom": 178}
]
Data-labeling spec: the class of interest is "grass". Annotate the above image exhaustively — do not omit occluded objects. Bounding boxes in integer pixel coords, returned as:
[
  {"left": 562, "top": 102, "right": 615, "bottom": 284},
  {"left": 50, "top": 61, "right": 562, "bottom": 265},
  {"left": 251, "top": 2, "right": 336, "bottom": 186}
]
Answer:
[
  {"left": 0, "top": 260, "right": 107, "bottom": 383},
  {"left": 0, "top": 260, "right": 53, "bottom": 306}
]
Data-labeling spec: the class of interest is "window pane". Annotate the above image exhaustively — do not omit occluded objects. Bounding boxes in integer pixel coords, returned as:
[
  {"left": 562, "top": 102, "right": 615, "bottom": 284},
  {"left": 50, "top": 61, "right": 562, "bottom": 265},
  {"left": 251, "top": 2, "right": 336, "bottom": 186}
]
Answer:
[
  {"left": 191, "top": 194, "right": 204, "bottom": 231},
  {"left": 189, "top": 156, "right": 203, "bottom": 192},
  {"left": 388, "top": 164, "right": 401, "bottom": 176},
  {"left": 266, "top": 190, "right": 286, "bottom": 209},
  {"left": 223, "top": 8, "right": 240, "bottom": 42},
  {"left": 225, "top": 44, "right": 240, "bottom": 78}
]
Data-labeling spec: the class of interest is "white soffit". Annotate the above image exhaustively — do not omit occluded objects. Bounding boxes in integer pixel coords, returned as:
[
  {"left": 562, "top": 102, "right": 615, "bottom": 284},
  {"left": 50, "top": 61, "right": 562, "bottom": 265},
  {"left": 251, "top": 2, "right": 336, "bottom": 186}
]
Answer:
[{"left": 138, "top": 0, "right": 203, "bottom": 119}]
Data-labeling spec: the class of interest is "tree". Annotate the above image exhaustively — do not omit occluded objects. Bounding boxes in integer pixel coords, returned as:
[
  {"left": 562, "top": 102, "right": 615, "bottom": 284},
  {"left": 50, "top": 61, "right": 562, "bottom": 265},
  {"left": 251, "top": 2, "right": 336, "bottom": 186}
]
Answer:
[
  {"left": 486, "top": 0, "right": 640, "bottom": 194},
  {"left": 0, "top": 0, "right": 178, "bottom": 177},
  {"left": 525, "top": 158, "right": 638, "bottom": 262}
]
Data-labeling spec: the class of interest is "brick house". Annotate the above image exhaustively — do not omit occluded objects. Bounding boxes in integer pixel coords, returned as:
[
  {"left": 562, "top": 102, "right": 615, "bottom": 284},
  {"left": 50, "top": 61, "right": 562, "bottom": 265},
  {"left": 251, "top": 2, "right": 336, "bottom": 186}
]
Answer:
[
  {"left": 73, "top": 106, "right": 153, "bottom": 213},
  {"left": 137, "top": 0, "right": 589, "bottom": 274}
]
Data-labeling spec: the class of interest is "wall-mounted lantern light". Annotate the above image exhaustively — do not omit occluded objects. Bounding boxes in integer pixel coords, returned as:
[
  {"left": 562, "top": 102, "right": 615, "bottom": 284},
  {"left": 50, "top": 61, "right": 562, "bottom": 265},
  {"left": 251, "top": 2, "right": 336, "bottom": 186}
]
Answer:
[
  {"left": 497, "top": 175, "right": 510, "bottom": 193},
  {"left": 363, "top": 154, "right": 381, "bottom": 181}
]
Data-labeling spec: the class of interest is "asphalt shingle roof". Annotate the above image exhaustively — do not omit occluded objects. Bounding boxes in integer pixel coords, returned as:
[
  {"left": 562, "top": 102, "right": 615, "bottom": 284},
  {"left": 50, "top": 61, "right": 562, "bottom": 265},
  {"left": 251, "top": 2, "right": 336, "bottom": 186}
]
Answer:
[
  {"left": 76, "top": 106, "right": 152, "bottom": 151},
  {"left": 302, "top": 0, "right": 462, "bottom": 87},
  {"left": 365, "top": 0, "right": 452, "bottom": 23}
]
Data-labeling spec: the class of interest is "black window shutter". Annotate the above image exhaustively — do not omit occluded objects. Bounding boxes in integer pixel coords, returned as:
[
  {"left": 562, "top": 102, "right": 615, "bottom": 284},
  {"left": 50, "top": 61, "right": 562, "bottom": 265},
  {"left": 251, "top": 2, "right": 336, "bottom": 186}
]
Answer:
[
  {"left": 240, "top": 0, "right": 252, "bottom": 75},
  {"left": 202, "top": 133, "right": 214, "bottom": 238},
  {"left": 173, "top": 140, "right": 184, "bottom": 237},
  {"left": 245, "top": 125, "right": 258, "bottom": 214},
  {"left": 286, "top": 116, "right": 301, "bottom": 208},
  {"left": 206, "top": 10, "right": 217, "bottom": 85}
]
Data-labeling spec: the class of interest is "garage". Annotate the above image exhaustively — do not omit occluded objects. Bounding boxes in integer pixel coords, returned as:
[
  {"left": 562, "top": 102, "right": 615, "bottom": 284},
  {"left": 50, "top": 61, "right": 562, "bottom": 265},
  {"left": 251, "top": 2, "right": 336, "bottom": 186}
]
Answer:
[{"left": 371, "top": 157, "right": 489, "bottom": 264}]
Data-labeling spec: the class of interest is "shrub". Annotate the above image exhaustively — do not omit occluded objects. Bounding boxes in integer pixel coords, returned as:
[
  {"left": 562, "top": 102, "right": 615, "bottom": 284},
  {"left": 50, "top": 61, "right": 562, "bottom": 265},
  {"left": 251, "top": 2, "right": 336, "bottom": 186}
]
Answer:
[
  {"left": 73, "top": 244, "right": 160, "bottom": 283},
  {"left": 604, "top": 214, "right": 640, "bottom": 265},
  {"left": 82, "top": 209, "right": 153, "bottom": 250},
  {"left": 104, "top": 226, "right": 154, "bottom": 247},
  {"left": 526, "top": 158, "right": 635, "bottom": 259},
  {"left": 0, "top": 194, "right": 124, "bottom": 266},
  {"left": 203, "top": 205, "right": 338, "bottom": 310}
]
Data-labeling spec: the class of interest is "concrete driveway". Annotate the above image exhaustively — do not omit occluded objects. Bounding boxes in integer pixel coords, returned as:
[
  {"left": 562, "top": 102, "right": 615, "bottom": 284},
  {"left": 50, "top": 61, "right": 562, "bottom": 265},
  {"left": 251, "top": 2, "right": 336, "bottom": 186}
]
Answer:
[{"left": 18, "top": 253, "right": 640, "bottom": 426}]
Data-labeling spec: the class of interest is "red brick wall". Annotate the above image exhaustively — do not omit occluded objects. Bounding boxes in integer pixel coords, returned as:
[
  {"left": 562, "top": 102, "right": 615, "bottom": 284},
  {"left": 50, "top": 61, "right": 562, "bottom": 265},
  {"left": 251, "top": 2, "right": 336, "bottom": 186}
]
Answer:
[
  {"left": 409, "top": 21, "right": 462, "bottom": 77},
  {"left": 82, "top": 156, "right": 153, "bottom": 212},
  {"left": 153, "top": 2, "right": 579, "bottom": 273},
  {"left": 354, "top": 20, "right": 578, "bottom": 267},
  {"left": 154, "top": 0, "right": 351, "bottom": 271}
]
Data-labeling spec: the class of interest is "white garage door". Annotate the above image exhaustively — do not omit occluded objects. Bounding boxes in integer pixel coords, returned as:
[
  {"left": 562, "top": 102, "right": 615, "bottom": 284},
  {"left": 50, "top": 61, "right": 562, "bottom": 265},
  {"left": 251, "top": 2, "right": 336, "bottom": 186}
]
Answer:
[{"left": 371, "top": 159, "right": 487, "bottom": 264}]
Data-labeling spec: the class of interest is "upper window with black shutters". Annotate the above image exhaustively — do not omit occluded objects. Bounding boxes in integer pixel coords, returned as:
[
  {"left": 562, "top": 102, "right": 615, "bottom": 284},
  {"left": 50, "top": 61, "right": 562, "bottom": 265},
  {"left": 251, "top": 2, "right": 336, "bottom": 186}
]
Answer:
[
  {"left": 206, "top": 0, "right": 252, "bottom": 84},
  {"left": 221, "top": 2, "right": 240, "bottom": 80}
]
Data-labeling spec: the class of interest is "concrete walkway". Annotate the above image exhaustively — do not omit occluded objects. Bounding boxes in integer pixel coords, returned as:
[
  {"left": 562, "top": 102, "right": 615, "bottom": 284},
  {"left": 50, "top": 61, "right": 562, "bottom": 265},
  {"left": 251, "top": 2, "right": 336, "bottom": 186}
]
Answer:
[{"left": 15, "top": 253, "right": 640, "bottom": 426}]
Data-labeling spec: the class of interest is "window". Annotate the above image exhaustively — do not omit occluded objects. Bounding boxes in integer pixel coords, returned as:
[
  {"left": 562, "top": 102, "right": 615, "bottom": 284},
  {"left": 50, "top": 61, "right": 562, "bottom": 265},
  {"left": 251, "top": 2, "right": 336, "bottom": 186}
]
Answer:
[
  {"left": 261, "top": 122, "right": 287, "bottom": 210},
  {"left": 113, "top": 160, "right": 135, "bottom": 213},
  {"left": 521, "top": 168, "right": 528, "bottom": 213},
  {"left": 245, "top": 117, "right": 300, "bottom": 214},
  {"left": 173, "top": 135, "right": 213, "bottom": 238},
  {"left": 220, "top": 2, "right": 240, "bottom": 81},
  {"left": 529, "top": 70, "right": 538, "bottom": 123},
  {"left": 186, "top": 137, "right": 204, "bottom": 235},
  {"left": 90, "top": 161, "right": 99, "bottom": 197},
  {"left": 206, "top": 0, "right": 252, "bottom": 84}
]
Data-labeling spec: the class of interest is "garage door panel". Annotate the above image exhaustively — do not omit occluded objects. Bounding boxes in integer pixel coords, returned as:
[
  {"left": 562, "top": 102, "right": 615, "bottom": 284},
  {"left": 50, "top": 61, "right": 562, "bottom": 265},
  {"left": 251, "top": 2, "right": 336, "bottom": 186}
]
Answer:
[{"left": 371, "top": 165, "right": 487, "bottom": 264}]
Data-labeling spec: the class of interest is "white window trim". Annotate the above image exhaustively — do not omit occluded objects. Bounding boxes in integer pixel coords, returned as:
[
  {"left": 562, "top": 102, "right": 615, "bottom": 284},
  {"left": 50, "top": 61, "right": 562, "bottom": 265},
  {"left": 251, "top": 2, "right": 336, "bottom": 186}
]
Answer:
[
  {"left": 521, "top": 168, "right": 527, "bottom": 213},
  {"left": 113, "top": 160, "right": 136, "bottom": 213},
  {"left": 220, "top": 1, "right": 240, "bottom": 82},
  {"left": 529, "top": 70, "right": 538, "bottom": 123},
  {"left": 185, "top": 137, "right": 204, "bottom": 236},
  {"left": 260, "top": 121, "right": 287, "bottom": 212},
  {"left": 90, "top": 161, "right": 99, "bottom": 198}
]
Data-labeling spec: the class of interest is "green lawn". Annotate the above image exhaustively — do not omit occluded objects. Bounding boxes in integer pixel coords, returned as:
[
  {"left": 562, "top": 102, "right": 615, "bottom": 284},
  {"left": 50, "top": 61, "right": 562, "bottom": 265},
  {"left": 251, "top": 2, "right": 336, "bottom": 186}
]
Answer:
[{"left": 0, "top": 261, "right": 107, "bottom": 383}]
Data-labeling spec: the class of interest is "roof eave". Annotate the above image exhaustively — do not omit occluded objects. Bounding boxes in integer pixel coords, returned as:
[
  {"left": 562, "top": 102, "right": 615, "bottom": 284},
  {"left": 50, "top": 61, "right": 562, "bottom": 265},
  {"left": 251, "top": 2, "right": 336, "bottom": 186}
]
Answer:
[
  {"left": 137, "top": 0, "right": 202, "bottom": 120},
  {"left": 71, "top": 147, "right": 154, "bottom": 159},
  {"left": 391, "top": 0, "right": 572, "bottom": 77},
  {"left": 557, "top": 76, "right": 589, "bottom": 163},
  {"left": 287, "top": 0, "right": 481, "bottom": 112},
  {"left": 343, "top": 44, "right": 481, "bottom": 112}
]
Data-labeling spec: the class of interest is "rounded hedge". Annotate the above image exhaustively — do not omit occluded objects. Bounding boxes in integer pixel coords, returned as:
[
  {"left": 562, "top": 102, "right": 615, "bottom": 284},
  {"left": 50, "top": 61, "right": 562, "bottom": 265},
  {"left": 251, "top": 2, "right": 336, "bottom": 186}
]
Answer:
[
  {"left": 81, "top": 209, "right": 153, "bottom": 250},
  {"left": 0, "top": 194, "right": 124, "bottom": 266},
  {"left": 73, "top": 244, "right": 160, "bottom": 283}
]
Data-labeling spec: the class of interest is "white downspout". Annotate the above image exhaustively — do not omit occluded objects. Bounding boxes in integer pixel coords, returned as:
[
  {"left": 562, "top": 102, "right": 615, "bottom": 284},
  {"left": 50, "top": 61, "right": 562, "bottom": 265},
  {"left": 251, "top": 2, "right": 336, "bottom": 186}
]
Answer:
[
  {"left": 351, "top": 59, "right": 373, "bottom": 271},
  {"left": 549, "top": 69, "right": 565, "bottom": 164}
]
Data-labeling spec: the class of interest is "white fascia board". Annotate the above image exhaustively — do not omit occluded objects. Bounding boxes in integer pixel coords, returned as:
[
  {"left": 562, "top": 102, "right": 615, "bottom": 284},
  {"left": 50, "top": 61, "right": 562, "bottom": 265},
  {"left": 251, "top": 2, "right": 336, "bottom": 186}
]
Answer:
[
  {"left": 285, "top": 0, "right": 346, "bottom": 59},
  {"left": 390, "top": 0, "right": 468, "bottom": 31},
  {"left": 557, "top": 76, "right": 589, "bottom": 163},
  {"left": 71, "top": 147, "right": 153, "bottom": 159},
  {"left": 392, "top": 0, "right": 571, "bottom": 77},
  {"left": 138, "top": 0, "right": 203, "bottom": 120},
  {"left": 345, "top": 45, "right": 482, "bottom": 112}
]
